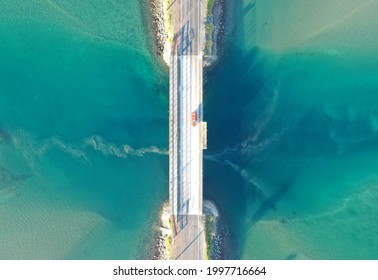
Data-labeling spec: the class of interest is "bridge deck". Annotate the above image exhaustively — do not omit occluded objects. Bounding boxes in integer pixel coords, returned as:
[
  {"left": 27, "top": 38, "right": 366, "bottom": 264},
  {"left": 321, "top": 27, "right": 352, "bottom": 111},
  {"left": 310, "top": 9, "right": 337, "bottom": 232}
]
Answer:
[{"left": 169, "top": 0, "right": 206, "bottom": 260}]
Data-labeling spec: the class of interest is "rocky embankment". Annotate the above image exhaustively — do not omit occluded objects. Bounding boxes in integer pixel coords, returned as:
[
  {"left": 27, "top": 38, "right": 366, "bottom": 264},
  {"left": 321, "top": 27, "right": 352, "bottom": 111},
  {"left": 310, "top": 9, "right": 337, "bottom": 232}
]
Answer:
[
  {"left": 204, "top": 0, "right": 226, "bottom": 67},
  {"left": 214, "top": 0, "right": 226, "bottom": 57},
  {"left": 203, "top": 200, "right": 222, "bottom": 259},
  {"left": 148, "top": 202, "right": 173, "bottom": 260},
  {"left": 150, "top": 0, "right": 167, "bottom": 56}
]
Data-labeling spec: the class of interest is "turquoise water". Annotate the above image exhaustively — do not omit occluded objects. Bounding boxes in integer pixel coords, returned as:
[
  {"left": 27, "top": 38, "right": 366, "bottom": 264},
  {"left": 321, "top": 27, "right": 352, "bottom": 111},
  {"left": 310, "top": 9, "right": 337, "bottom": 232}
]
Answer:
[
  {"left": 0, "top": 0, "right": 168, "bottom": 259},
  {"left": 1, "top": 0, "right": 378, "bottom": 260},
  {"left": 204, "top": 0, "right": 378, "bottom": 259}
]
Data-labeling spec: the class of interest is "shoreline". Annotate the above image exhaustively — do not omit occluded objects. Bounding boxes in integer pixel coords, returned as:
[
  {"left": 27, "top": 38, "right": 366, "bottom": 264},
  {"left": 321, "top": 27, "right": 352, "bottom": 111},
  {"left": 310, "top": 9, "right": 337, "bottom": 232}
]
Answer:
[
  {"left": 203, "top": 200, "right": 222, "bottom": 259},
  {"left": 149, "top": 0, "right": 172, "bottom": 65},
  {"left": 150, "top": 200, "right": 224, "bottom": 260},
  {"left": 148, "top": 202, "right": 173, "bottom": 260},
  {"left": 149, "top": 0, "right": 227, "bottom": 67},
  {"left": 204, "top": 0, "right": 227, "bottom": 68},
  {"left": 149, "top": 0, "right": 168, "bottom": 57}
]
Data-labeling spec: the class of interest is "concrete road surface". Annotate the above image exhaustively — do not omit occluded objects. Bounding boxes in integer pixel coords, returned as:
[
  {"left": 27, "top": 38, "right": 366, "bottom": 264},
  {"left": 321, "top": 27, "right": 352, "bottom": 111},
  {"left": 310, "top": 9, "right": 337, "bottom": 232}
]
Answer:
[{"left": 169, "top": 0, "right": 206, "bottom": 260}]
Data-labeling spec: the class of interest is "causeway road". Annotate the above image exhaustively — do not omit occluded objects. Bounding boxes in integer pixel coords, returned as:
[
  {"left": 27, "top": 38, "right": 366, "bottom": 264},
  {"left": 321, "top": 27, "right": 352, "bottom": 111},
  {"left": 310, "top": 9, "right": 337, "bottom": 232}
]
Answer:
[{"left": 169, "top": 0, "right": 207, "bottom": 260}]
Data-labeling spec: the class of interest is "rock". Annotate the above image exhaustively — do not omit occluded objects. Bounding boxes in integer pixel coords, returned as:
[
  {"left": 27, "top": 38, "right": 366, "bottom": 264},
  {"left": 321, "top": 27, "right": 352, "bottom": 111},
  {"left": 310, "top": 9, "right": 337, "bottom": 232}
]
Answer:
[{"left": 149, "top": 0, "right": 168, "bottom": 56}]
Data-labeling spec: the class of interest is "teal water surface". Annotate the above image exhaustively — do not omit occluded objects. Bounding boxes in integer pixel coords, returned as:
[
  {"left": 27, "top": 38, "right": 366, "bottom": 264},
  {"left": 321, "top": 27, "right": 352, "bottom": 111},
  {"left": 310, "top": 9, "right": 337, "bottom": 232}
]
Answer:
[
  {"left": 0, "top": 0, "right": 168, "bottom": 259},
  {"left": 204, "top": 0, "right": 378, "bottom": 259},
  {"left": 2, "top": 0, "right": 378, "bottom": 260}
]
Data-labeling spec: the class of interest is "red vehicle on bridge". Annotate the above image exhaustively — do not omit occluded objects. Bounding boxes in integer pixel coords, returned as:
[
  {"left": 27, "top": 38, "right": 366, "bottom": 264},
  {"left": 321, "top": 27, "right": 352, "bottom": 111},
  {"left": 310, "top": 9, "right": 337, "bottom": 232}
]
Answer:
[{"left": 191, "top": 111, "right": 198, "bottom": 126}]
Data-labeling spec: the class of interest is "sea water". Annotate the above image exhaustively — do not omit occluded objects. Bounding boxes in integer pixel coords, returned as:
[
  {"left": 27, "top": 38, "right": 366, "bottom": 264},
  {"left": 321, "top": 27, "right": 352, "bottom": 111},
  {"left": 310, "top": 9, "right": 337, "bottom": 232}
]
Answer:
[
  {"left": 2, "top": 0, "right": 378, "bottom": 260},
  {"left": 204, "top": 0, "right": 378, "bottom": 259},
  {"left": 0, "top": 0, "right": 169, "bottom": 259}
]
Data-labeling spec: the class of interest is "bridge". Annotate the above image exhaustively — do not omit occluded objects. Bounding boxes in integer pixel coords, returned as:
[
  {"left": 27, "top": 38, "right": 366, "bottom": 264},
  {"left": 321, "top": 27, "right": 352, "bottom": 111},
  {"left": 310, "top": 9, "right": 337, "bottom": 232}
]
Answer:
[{"left": 168, "top": 0, "right": 207, "bottom": 260}]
